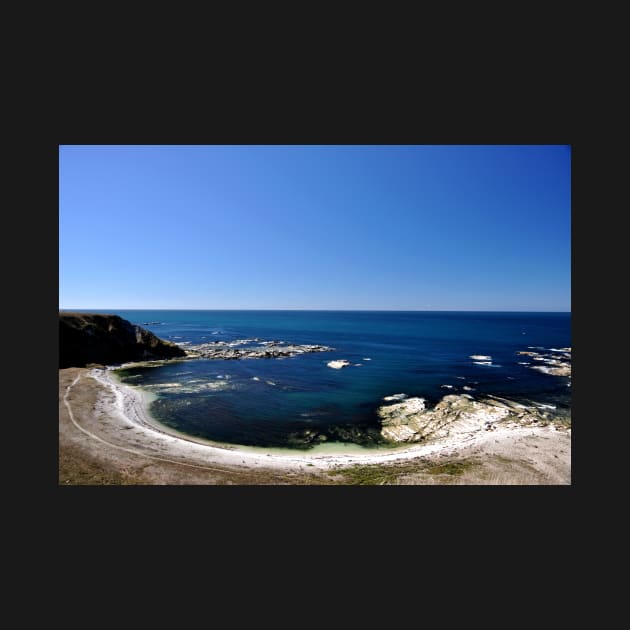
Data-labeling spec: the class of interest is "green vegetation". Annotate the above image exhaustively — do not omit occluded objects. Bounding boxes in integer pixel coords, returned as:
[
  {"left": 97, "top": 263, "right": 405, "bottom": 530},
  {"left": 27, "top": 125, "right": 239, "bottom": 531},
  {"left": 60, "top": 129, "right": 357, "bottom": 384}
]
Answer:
[
  {"left": 327, "top": 458, "right": 479, "bottom": 485},
  {"left": 423, "top": 461, "right": 475, "bottom": 476}
]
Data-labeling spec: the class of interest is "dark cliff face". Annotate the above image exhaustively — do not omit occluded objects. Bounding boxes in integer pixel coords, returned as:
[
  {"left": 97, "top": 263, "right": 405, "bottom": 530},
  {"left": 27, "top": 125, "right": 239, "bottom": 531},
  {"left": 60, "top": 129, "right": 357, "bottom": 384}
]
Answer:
[{"left": 59, "top": 312, "right": 187, "bottom": 368}]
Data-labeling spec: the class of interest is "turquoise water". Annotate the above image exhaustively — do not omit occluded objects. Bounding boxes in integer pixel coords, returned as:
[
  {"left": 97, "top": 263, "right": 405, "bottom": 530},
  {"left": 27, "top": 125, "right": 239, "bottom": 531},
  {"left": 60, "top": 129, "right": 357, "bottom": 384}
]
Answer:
[{"left": 94, "top": 310, "right": 571, "bottom": 449}]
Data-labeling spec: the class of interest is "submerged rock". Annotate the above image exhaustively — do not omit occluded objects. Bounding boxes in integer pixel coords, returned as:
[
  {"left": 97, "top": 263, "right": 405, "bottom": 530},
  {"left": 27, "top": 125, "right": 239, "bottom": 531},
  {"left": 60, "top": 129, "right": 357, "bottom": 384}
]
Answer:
[{"left": 383, "top": 393, "right": 408, "bottom": 401}]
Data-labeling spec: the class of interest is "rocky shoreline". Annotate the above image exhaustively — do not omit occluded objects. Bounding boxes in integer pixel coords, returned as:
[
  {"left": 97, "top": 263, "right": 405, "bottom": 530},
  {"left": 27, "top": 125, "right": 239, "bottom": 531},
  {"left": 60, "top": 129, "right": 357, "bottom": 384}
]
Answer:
[
  {"left": 59, "top": 367, "right": 571, "bottom": 484},
  {"left": 375, "top": 346, "right": 571, "bottom": 444},
  {"left": 108, "top": 342, "right": 571, "bottom": 451},
  {"left": 378, "top": 393, "right": 570, "bottom": 443},
  {"left": 58, "top": 317, "right": 571, "bottom": 484}
]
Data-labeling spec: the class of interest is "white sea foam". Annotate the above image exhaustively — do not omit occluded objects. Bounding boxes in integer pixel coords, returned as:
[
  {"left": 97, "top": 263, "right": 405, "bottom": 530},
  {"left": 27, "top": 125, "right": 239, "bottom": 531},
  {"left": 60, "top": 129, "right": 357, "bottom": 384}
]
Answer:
[
  {"left": 440, "top": 384, "right": 454, "bottom": 389},
  {"left": 363, "top": 358, "right": 372, "bottom": 361},
  {"left": 142, "top": 380, "right": 235, "bottom": 394},
  {"left": 383, "top": 393, "right": 408, "bottom": 401},
  {"left": 470, "top": 355, "right": 492, "bottom": 360},
  {"left": 252, "top": 376, "right": 260, "bottom": 381},
  {"left": 185, "top": 381, "right": 234, "bottom": 393},
  {"left": 228, "top": 339, "right": 258, "bottom": 347}
]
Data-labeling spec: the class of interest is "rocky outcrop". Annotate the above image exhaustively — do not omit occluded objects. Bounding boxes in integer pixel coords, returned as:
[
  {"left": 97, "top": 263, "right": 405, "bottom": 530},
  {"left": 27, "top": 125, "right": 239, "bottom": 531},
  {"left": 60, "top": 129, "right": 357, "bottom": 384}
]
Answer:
[
  {"left": 378, "top": 393, "right": 556, "bottom": 443},
  {"left": 187, "top": 340, "right": 333, "bottom": 360},
  {"left": 517, "top": 347, "right": 571, "bottom": 378},
  {"left": 59, "top": 312, "right": 187, "bottom": 368},
  {"left": 327, "top": 360, "right": 351, "bottom": 369},
  {"left": 530, "top": 364, "right": 571, "bottom": 376}
]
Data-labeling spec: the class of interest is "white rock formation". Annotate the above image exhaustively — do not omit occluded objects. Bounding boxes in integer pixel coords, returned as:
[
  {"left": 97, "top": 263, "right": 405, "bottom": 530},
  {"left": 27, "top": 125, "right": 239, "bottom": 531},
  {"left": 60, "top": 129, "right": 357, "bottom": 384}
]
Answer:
[
  {"left": 378, "top": 394, "right": 546, "bottom": 443},
  {"left": 327, "top": 360, "right": 351, "bottom": 369}
]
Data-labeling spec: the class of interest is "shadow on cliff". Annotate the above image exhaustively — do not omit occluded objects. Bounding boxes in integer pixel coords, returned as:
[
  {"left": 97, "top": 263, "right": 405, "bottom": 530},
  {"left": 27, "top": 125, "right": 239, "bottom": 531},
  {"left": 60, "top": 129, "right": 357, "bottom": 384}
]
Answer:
[{"left": 59, "top": 312, "right": 186, "bottom": 368}]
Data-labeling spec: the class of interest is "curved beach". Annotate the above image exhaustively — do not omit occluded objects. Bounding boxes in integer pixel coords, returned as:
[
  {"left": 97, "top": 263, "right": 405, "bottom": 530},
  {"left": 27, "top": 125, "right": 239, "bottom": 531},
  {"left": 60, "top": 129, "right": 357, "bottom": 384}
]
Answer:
[{"left": 59, "top": 367, "right": 571, "bottom": 485}]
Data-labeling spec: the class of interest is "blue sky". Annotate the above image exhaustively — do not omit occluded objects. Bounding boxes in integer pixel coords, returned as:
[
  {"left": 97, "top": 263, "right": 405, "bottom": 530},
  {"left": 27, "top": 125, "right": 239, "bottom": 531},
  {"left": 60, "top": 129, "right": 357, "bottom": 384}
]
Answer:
[{"left": 59, "top": 145, "right": 571, "bottom": 311}]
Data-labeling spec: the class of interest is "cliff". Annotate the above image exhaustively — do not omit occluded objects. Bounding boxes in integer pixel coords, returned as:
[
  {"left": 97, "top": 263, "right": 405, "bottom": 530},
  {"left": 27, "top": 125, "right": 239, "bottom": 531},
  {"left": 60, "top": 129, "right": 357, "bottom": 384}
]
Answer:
[{"left": 59, "top": 312, "right": 187, "bottom": 368}]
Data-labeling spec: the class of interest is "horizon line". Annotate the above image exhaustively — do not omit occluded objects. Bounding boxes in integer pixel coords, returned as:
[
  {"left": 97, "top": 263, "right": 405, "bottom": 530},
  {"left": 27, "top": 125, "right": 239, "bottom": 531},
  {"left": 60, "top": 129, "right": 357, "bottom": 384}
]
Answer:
[{"left": 59, "top": 307, "right": 571, "bottom": 313}]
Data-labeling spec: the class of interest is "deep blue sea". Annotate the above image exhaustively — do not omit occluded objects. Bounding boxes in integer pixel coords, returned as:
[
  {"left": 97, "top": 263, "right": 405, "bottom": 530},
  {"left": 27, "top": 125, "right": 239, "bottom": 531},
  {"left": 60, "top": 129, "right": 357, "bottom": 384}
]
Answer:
[{"left": 94, "top": 310, "right": 571, "bottom": 451}]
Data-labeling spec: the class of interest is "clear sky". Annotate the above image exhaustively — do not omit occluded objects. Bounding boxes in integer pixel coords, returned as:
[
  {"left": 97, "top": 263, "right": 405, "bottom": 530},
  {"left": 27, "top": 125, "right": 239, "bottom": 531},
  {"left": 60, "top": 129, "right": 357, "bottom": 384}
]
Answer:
[{"left": 59, "top": 145, "right": 571, "bottom": 311}]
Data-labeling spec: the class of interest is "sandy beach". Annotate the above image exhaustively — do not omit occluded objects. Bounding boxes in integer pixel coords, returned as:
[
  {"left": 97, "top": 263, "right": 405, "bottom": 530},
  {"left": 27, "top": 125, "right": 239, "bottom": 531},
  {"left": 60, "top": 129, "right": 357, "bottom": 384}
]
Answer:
[{"left": 59, "top": 367, "right": 571, "bottom": 485}]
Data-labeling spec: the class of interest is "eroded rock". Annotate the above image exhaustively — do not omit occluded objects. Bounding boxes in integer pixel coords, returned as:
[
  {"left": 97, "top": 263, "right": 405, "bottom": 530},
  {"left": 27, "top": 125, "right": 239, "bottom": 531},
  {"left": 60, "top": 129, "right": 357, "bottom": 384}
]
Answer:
[{"left": 378, "top": 393, "right": 555, "bottom": 443}]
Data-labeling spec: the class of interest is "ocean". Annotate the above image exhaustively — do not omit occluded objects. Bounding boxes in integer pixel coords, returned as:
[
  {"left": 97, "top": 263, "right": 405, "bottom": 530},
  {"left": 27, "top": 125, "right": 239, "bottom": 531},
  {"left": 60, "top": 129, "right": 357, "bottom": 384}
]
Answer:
[{"left": 94, "top": 310, "right": 571, "bottom": 451}]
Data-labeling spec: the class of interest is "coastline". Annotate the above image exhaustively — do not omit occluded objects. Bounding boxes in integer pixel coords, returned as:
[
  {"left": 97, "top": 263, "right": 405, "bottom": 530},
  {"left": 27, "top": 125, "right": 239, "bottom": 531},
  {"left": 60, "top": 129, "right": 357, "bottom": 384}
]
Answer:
[{"left": 59, "top": 367, "right": 571, "bottom": 485}]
